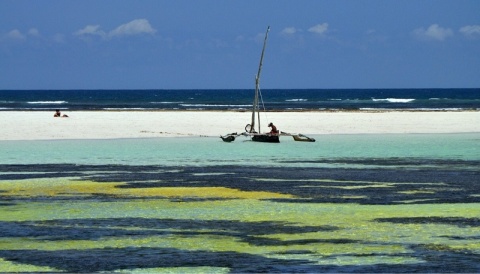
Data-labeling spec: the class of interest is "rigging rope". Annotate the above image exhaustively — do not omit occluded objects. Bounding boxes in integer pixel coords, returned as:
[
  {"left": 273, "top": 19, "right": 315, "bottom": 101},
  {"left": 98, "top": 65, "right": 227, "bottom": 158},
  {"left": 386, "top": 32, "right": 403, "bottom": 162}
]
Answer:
[{"left": 258, "top": 85, "right": 269, "bottom": 126}]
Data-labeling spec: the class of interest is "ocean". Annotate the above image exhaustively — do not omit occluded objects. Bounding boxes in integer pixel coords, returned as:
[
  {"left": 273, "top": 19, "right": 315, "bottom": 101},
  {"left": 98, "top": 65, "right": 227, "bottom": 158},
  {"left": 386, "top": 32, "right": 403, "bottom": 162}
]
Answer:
[
  {"left": 0, "top": 89, "right": 479, "bottom": 272},
  {"left": 1, "top": 88, "right": 479, "bottom": 111}
]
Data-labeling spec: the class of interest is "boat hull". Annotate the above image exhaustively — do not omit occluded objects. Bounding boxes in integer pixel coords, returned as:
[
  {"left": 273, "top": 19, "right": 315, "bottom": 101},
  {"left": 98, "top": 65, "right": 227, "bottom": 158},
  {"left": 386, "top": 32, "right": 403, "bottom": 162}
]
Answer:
[
  {"left": 252, "top": 134, "right": 280, "bottom": 143},
  {"left": 220, "top": 135, "right": 235, "bottom": 142}
]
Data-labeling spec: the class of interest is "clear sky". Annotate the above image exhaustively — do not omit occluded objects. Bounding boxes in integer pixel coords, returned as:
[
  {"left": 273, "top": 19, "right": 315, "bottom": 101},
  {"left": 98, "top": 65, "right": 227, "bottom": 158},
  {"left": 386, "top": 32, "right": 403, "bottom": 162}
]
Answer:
[{"left": 1, "top": 0, "right": 479, "bottom": 89}]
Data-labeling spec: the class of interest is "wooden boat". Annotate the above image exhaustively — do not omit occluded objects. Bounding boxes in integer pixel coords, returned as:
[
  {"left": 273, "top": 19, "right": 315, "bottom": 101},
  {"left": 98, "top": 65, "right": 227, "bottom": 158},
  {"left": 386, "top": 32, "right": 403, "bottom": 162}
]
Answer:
[{"left": 221, "top": 26, "right": 315, "bottom": 143}]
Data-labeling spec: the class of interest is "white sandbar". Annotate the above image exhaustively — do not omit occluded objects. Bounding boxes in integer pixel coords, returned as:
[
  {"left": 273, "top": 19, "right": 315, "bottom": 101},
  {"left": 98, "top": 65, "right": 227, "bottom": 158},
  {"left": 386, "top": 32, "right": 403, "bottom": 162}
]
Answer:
[{"left": 0, "top": 110, "right": 479, "bottom": 141}]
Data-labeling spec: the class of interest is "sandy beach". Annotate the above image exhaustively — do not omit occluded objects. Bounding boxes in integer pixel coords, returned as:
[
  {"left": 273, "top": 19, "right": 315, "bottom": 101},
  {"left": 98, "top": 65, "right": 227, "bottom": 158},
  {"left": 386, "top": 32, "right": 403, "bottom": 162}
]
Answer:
[{"left": 1, "top": 110, "right": 479, "bottom": 141}]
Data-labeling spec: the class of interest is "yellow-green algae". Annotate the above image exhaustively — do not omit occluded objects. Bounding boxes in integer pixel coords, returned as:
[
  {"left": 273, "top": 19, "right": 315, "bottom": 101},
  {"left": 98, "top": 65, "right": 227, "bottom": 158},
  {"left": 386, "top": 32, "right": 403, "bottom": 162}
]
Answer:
[
  {"left": 0, "top": 258, "right": 61, "bottom": 272},
  {"left": 303, "top": 184, "right": 395, "bottom": 190},
  {"left": 0, "top": 178, "right": 294, "bottom": 200},
  {"left": 398, "top": 190, "right": 436, "bottom": 194},
  {"left": 257, "top": 178, "right": 447, "bottom": 186},
  {"left": 1, "top": 177, "right": 479, "bottom": 272}
]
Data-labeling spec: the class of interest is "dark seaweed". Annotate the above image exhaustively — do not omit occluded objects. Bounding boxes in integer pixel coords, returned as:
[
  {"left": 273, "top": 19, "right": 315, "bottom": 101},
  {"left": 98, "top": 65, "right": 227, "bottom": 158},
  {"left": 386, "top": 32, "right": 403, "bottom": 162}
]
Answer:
[
  {"left": 0, "top": 218, "right": 338, "bottom": 241},
  {"left": 1, "top": 162, "right": 479, "bottom": 272},
  {"left": 375, "top": 217, "right": 480, "bottom": 228},
  {"left": 0, "top": 245, "right": 479, "bottom": 273},
  {"left": 1, "top": 163, "right": 478, "bottom": 205}
]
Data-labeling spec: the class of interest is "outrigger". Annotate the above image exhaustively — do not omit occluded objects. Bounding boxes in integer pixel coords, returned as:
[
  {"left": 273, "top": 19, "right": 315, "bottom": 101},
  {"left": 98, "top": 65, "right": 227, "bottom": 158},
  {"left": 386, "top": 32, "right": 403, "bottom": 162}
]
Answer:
[{"left": 221, "top": 26, "right": 315, "bottom": 143}]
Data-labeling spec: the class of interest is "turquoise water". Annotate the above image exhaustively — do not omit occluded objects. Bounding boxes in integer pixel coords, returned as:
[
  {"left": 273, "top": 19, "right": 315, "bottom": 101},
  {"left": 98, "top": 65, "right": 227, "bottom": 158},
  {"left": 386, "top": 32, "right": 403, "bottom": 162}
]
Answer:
[{"left": 0, "top": 133, "right": 479, "bottom": 167}]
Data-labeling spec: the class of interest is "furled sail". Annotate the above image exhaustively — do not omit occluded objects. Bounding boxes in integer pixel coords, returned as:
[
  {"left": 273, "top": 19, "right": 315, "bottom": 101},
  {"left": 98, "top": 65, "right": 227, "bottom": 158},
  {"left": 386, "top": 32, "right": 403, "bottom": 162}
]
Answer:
[{"left": 250, "top": 26, "right": 270, "bottom": 133}]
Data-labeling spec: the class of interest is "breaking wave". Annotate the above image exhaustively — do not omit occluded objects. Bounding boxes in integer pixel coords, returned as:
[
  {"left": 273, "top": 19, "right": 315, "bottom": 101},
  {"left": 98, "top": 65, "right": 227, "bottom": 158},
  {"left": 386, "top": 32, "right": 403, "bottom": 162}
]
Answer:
[
  {"left": 27, "top": 101, "right": 68, "bottom": 104},
  {"left": 285, "top": 99, "right": 308, "bottom": 102},
  {"left": 372, "top": 98, "right": 415, "bottom": 103}
]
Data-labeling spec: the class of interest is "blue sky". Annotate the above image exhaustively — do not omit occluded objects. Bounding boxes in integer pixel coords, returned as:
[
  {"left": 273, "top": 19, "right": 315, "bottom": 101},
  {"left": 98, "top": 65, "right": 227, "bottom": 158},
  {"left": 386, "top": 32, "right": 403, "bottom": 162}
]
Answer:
[{"left": 1, "top": 0, "right": 479, "bottom": 89}]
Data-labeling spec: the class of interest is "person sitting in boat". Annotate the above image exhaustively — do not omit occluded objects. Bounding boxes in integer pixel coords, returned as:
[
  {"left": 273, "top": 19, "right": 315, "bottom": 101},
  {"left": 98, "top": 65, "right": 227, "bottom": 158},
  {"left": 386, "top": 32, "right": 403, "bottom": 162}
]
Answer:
[
  {"left": 268, "top": 122, "right": 279, "bottom": 135},
  {"left": 54, "top": 109, "right": 68, "bottom": 117}
]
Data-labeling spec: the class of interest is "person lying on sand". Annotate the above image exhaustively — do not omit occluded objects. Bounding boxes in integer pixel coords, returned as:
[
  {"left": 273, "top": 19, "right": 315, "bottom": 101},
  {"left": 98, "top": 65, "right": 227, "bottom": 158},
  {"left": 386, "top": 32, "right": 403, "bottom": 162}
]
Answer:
[{"left": 54, "top": 109, "right": 68, "bottom": 117}]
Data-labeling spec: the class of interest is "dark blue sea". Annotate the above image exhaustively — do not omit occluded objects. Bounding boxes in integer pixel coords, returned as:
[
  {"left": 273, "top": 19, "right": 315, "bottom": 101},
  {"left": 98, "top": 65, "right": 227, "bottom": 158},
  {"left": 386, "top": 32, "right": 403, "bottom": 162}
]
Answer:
[{"left": 1, "top": 88, "right": 479, "bottom": 111}]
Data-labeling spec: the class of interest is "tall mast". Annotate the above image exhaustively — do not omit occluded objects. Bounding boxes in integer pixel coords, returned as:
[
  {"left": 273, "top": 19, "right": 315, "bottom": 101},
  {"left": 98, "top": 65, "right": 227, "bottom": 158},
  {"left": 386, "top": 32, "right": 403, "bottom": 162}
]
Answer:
[{"left": 250, "top": 26, "right": 270, "bottom": 133}]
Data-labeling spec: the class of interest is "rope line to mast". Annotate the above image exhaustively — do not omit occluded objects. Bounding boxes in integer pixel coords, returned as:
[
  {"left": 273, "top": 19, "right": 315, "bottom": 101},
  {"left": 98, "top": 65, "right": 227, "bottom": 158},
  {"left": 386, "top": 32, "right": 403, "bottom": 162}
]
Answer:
[{"left": 258, "top": 85, "right": 269, "bottom": 126}]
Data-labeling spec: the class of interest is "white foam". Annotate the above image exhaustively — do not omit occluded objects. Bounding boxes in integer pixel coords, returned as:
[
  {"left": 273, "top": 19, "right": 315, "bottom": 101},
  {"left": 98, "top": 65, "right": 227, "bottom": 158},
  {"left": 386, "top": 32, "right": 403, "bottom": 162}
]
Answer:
[
  {"left": 372, "top": 98, "right": 415, "bottom": 103},
  {"left": 150, "top": 101, "right": 185, "bottom": 104},
  {"left": 27, "top": 101, "right": 68, "bottom": 104},
  {"left": 285, "top": 99, "right": 308, "bottom": 102}
]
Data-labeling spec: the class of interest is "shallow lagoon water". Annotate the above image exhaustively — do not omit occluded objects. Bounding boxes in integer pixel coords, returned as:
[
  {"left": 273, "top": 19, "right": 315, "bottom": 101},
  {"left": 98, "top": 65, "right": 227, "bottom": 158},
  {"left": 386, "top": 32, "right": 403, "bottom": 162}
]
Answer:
[
  {"left": 0, "top": 133, "right": 479, "bottom": 272},
  {"left": 1, "top": 133, "right": 479, "bottom": 166}
]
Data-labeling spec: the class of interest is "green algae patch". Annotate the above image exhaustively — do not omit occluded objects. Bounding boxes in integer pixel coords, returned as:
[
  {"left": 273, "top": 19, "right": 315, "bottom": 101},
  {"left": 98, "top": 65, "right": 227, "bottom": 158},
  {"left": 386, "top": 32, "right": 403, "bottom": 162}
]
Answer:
[
  {"left": 0, "top": 178, "right": 294, "bottom": 200},
  {"left": 398, "top": 190, "right": 436, "bottom": 195},
  {"left": 1, "top": 199, "right": 479, "bottom": 271},
  {"left": 0, "top": 258, "right": 61, "bottom": 272},
  {"left": 1, "top": 174, "right": 479, "bottom": 272},
  {"left": 304, "top": 184, "right": 394, "bottom": 190}
]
